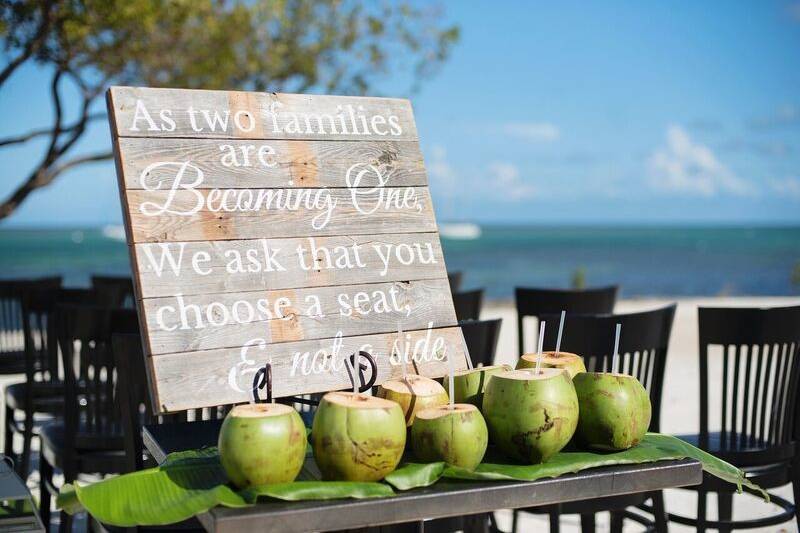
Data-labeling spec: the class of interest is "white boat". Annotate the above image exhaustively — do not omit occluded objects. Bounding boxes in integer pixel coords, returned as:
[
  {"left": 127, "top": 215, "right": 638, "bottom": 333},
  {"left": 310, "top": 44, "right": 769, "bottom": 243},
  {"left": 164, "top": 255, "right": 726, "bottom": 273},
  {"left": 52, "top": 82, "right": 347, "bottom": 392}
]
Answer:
[
  {"left": 101, "top": 225, "right": 126, "bottom": 241},
  {"left": 439, "top": 222, "right": 481, "bottom": 240}
]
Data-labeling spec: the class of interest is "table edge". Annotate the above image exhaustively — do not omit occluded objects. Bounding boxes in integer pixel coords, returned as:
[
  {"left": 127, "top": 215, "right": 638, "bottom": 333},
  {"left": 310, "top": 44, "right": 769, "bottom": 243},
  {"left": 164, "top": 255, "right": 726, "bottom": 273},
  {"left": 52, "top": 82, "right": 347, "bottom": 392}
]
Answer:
[{"left": 203, "top": 458, "right": 702, "bottom": 532}]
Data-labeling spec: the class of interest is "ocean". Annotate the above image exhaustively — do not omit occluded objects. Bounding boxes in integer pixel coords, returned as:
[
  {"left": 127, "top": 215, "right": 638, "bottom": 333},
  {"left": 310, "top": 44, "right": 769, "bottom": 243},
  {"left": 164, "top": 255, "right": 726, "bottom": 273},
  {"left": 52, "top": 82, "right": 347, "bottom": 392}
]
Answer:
[{"left": 0, "top": 225, "right": 798, "bottom": 299}]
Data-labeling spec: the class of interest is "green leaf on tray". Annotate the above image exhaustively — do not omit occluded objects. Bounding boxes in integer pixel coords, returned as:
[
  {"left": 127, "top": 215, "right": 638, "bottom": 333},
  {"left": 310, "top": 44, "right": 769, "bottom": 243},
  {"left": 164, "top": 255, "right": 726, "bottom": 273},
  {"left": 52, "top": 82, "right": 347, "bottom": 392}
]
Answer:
[
  {"left": 57, "top": 432, "right": 767, "bottom": 527},
  {"left": 642, "top": 433, "right": 769, "bottom": 501},
  {"left": 241, "top": 481, "right": 394, "bottom": 503},
  {"left": 384, "top": 433, "right": 767, "bottom": 501},
  {"left": 385, "top": 462, "right": 446, "bottom": 490},
  {"left": 56, "top": 451, "right": 247, "bottom": 527},
  {"left": 57, "top": 448, "right": 394, "bottom": 526}
]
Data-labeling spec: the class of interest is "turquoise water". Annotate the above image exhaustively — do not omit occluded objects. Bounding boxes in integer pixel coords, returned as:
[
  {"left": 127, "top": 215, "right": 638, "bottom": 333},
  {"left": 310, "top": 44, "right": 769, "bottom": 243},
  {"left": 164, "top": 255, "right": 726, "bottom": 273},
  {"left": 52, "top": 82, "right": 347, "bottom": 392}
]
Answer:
[{"left": 0, "top": 226, "right": 798, "bottom": 298}]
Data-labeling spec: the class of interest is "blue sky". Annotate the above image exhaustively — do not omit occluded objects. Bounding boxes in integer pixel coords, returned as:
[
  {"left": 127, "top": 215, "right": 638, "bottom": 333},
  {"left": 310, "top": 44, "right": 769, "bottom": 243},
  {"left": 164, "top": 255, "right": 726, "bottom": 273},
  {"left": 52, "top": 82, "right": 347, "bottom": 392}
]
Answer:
[{"left": 1, "top": 0, "right": 799, "bottom": 227}]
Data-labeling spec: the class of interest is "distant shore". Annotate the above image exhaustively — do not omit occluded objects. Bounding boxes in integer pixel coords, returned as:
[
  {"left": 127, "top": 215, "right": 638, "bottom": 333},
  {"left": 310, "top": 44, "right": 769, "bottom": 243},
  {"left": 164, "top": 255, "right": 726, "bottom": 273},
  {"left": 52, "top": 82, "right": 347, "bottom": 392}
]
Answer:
[{"left": 2, "top": 226, "right": 799, "bottom": 297}]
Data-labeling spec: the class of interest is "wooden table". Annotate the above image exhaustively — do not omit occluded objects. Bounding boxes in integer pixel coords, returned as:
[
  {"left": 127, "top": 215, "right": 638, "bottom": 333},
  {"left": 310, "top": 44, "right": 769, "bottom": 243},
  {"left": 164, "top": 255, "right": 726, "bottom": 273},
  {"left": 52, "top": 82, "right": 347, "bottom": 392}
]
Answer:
[{"left": 143, "top": 420, "right": 702, "bottom": 533}]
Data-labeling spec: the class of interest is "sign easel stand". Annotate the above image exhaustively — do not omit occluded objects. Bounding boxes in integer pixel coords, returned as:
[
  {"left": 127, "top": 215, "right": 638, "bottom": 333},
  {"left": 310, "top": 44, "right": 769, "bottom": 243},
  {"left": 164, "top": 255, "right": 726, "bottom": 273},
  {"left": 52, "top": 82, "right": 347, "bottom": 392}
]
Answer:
[{"left": 251, "top": 351, "right": 378, "bottom": 404}]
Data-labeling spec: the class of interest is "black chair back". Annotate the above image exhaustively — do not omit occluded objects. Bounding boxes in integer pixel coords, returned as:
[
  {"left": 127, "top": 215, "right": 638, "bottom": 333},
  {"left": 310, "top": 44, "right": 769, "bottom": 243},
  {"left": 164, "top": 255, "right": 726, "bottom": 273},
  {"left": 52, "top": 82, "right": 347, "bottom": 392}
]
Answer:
[
  {"left": 113, "top": 333, "right": 157, "bottom": 472},
  {"left": 0, "top": 277, "right": 61, "bottom": 360},
  {"left": 541, "top": 304, "right": 675, "bottom": 432},
  {"left": 453, "top": 289, "right": 483, "bottom": 322},
  {"left": 459, "top": 319, "right": 502, "bottom": 367},
  {"left": 515, "top": 285, "right": 618, "bottom": 355},
  {"left": 113, "top": 333, "right": 232, "bottom": 472},
  {"left": 57, "top": 305, "right": 139, "bottom": 464},
  {"left": 697, "top": 305, "right": 800, "bottom": 466},
  {"left": 21, "top": 288, "right": 100, "bottom": 387},
  {"left": 447, "top": 272, "right": 463, "bottom": 293},
  {"left": 91, "top": 275, "right": 135, "bottom": 308}
]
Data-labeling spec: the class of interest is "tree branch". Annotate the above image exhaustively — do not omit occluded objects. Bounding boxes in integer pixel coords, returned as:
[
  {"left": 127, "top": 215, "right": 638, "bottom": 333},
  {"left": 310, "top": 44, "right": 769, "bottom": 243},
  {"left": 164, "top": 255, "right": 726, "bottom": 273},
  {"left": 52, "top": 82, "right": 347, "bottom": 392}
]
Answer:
[
  {"left": 0, "top": 112, "right": 106, "bottom": 148},
  {"left": 47, "top": 151, "right": 113, "bottom": 177},
  {"left": 0, "top": 70, "right": 110, "bottom": 220},
  {"left": 0, "top": 0, "right": 56, "bottom": 87},
  {"left": 41, "top": 68, "right": 65, "bottom": 163},
  {"left": 0, "top": 150, "right": 112, "bottom": 220}
]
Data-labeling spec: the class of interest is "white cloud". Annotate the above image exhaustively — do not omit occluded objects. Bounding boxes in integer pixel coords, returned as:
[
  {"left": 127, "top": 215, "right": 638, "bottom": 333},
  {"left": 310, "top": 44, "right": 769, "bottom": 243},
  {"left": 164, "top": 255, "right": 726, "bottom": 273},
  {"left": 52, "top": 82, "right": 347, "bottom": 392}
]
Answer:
[
  {"left": 427, "top": 145, "right": 456, "bottom": 187},
  {"left": 769, "top": 177, "right": 800, "bottom": 199},
  {"left": 502, "top": 122, "right": 560, "bottom": 142},
  {"left": 647, "top": 125, "right": 754, "bottom": 196},
  {"left": 487, "top": 162, "right": 536, "bottom": 200}
]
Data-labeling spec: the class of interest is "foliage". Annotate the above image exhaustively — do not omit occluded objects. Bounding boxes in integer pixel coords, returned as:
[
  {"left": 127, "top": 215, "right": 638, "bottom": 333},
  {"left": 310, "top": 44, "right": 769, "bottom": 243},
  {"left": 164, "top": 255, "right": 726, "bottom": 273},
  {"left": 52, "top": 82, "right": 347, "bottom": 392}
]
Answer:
[
  {"left": 387, "top": 433, "right": 768, "bottom": 501},
  {"left": 58, "top": 433, "right": 765, "bottom": 527},
  {"left": 57, "top": 447, "right": 392, "bottom": 527},
  {"left": 0, "top": 0, "right": 459, "bottom": 218},
  {"left": 571, "top": 266, "right": 587, "bottom": 289}
]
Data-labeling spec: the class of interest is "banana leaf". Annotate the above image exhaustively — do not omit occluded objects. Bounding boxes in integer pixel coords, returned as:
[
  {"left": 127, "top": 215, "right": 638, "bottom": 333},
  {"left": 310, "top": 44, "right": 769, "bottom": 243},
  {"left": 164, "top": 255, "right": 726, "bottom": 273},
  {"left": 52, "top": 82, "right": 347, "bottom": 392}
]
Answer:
[
  {"left": 56, "top": 449, "right": 246, "bottom": 527},
  {"left": 385, "top": 433, "right": 768, "bottom": 501},
  {"left": 385, "top": 462, "right": 446, "bottom": 490},
  {"left": 58, "top": 432, "right": 766, "bottom": 527},
  {"left": 57, "top": 448, "right": 392, "bottom": 527},
  {"left": 241, "top": 481, "right": 394, "bottom": 503}
]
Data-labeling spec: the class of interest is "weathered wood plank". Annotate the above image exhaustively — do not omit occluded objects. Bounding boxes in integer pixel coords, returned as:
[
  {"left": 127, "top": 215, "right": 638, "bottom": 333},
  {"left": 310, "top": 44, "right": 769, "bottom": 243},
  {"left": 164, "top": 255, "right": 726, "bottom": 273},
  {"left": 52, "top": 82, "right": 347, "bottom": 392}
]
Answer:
[
  {"left": 150, "top": 326, "right": 469, "bottom": 412},
  {"left": 134, "top": 233, "right": 447, "bottom": 298},
  {"left": 143, "top": 279, "right": 455, "bottom": 355},
  {"left": 108, "top": 92, "right": 166, "bottom": 411},
  {"left": 118, "top": 138, "right": 427, "bottom": 190},
  {"left": 126, "top": 187, "right": 436, "bottom": 242},
  {"left": 108, "top": 86, "right": 418, "bottom": 141},
  {"left": 107, "top": 86, "right": 467, "bottom": 414}
]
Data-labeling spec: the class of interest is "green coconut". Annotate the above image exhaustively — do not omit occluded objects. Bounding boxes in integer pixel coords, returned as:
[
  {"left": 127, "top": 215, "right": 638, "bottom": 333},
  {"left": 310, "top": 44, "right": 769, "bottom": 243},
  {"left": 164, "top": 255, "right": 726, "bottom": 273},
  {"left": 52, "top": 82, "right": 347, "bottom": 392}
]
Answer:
[
  {"left": 444, "top": 365, "right": 512, "bottom": 407},
  {"left": 411, "top": 404, "right": 488, "bottom": 469},
  {"left": 311, "top": 392, "right": 406, "bottom": 481},
  {"left": 572, "top": 372, "right": 652, "bottom": 451},
  {"left": 218, "top": 403, "right": 307, "bottom": 488},
  {"left": 517, "top": 351, "right": 586, "bottom": 378},
  {"left": 377, "top": 375, "right": 449, "bottom": 426},
  {"left": 482, "top": 368, "right": 579, "bottom": 463}
]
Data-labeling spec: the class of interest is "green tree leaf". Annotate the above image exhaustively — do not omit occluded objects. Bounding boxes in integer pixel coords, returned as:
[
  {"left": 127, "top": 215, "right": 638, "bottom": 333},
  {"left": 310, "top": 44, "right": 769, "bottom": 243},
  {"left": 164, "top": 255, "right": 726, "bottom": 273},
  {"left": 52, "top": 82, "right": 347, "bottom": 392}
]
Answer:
[{"left": 0, "top": 0, "right": 460, "bottom": 218}]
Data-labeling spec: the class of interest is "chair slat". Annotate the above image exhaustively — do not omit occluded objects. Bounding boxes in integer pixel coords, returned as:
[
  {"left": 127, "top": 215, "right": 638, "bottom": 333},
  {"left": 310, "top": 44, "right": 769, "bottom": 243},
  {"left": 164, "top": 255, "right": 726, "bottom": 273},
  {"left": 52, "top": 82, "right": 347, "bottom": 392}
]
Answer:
[{"left": 697, "top": 305, "right": 800, "bottom": 459}]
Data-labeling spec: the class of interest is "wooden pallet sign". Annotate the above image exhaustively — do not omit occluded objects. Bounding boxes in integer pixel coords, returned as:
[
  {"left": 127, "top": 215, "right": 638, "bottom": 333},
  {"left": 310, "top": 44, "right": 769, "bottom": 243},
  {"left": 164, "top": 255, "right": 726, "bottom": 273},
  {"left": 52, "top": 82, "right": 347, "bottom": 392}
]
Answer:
[{"left": 107, "top": 86, "right": 470, "bottom": 413}]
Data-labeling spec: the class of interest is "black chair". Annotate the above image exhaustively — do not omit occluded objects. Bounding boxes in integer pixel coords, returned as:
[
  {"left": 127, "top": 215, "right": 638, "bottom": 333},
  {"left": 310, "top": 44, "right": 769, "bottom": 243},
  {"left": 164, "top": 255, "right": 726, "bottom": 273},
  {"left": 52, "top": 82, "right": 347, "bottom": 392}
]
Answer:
[
  {"left": 4, "top": 288, "right": 99, "bottom": 479},
  {"left": 447, "top": 271, "right": 463, "bottom": 293},
  {"left": 514, "top": 286, "right": 618, "bottom": 356},
  {"left": 38, "top": 305, "right": 140, "bottom": 531},
  {"left": 669, "top": 305, "right": 800, "bottom": 532},
  {"left": 115, "top": 333, "right": 160, "bottom": 474},
  {"left": 0, "top": 277, "right": 61, "bottom": 375},
  {"left": 453, "top": 289, "right": 483, "bottom": 321},
  {"left": 91, "top": 275, "right": 135, "bottom": 308},
  {"left": 459, "top": 319, "right": 502, "bottom": 367},
  {"left": 515, "top": 304, "right": 676, "bottom": 533},
  {"left": 114, "top": 333, "right": 229, "bottom": 474}
]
